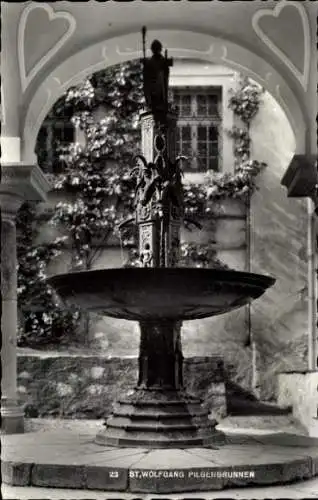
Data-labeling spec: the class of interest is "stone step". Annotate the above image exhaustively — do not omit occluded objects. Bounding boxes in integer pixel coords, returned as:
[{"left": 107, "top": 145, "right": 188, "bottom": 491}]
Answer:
[
  {"left": 95, "top": 426, "right": 224, "bottom": 448},
  {"left": 105, "top": 415, "right": 207, "bottom": 432},
  {"left": 227, "top": 397, "right": 292, "bottom": 416},
  {"left": 117, "top": 402, "right": 204, "bottom": 415},
  {"left": 218, "top": 413, "right": 308, "bottom": 435},
  {"left": 96, "top": 434, "right": 220, "bottom": 448},
  {"left": 118, "top": 397, "right": 202, "bottom": 407},
  {"left": 112, "top": 407, "right": 209, "bottom": 420}
]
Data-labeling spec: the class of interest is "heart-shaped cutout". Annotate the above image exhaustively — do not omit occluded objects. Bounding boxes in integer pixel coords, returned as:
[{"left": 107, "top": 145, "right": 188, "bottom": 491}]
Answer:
[
  {"left": 252, "top": 0, "right": 310, "bottom": 90},
  {"left": 18, "top": 3, "right": 76, "bottom": 93}
]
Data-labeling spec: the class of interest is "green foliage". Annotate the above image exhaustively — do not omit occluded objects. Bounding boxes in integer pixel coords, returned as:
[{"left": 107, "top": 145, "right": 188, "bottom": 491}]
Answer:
[
  {"left": 179, "top": 242, "right": 230, "bottom": 269},
  {"left": 17, "top": 60, "right": 144, "bottom": 346},
  {"left": 227, "top": 126, "right": 251, "bottom": 164},
  {"left": 51, "top": 60, "right": 143, "bottom": 269},
  {"left": 182, "top": 78, "right": 266, "bottom": 208},
  {"left": 180, "top": 77, "right": 267, "bottom": 264},
  {"left": 16, "top": 202, "right": 79, "bottom": 347},
  {"left": 228, "top": 77, "right": 263, "bottom": 124}
]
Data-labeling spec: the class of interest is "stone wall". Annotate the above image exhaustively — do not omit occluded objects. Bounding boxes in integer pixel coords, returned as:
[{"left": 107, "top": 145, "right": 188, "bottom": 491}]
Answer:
[
  {"left": 250, "top": 91, "right": 308, "bottom": 399},
  {"left": 17, "top": 354, "right": 226, "bottom": 421},
  {"left": 277, "top": 372, "right": 318, "bottom": 437}
]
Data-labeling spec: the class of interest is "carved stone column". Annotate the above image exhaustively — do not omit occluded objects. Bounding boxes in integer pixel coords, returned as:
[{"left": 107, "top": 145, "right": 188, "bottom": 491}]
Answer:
[
  {"left": 0, "top": 164, "right": 51, "bottom": 433},
  {"left": 1, "top": 195, "right": 24, "bottom": 433}
]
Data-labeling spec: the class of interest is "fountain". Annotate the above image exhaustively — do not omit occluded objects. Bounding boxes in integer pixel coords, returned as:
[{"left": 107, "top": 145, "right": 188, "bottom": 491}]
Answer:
[{"left": 48, "top": 29, "right": 275, "bottom": 449}]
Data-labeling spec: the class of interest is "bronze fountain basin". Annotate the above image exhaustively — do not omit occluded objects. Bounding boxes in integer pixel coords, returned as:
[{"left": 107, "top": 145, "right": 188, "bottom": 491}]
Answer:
[{"left": 48, "top": 267, "right": 275, "bottom": 321}]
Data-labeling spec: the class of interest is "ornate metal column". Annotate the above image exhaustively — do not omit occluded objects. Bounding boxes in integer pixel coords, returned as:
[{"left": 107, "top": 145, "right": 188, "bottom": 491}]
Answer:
[
  {"left": 137, "top": 110, "right": 181, "bottom": 269},
  {"left": 135, "top": 109, "right": 185, "bottom": 390}
]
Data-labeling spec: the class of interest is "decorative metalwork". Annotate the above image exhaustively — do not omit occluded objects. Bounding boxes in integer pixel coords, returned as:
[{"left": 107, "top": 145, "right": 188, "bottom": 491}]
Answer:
[{"left": 131, "top": 119, "right": 185, "bottom": 268}]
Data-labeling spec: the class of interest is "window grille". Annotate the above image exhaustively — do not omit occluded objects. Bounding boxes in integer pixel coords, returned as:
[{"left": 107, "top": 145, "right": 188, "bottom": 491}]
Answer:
[{"left": 172, "top": 87, "right": 222, "bottom": 173}]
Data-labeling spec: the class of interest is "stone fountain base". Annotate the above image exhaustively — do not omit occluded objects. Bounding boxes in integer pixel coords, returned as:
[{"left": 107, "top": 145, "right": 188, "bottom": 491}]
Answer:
[
  {"left": 47, "top": 269, "right": 275, "bottom": 450},
  {"left": 95, "top": 318, "right": 225, "bottom": 448},
  {"left": 96, "top": 388, "right": 225, "bottom": 448},
  {"left": 3, "top": 420, "right": 318, "bottom": 493}
]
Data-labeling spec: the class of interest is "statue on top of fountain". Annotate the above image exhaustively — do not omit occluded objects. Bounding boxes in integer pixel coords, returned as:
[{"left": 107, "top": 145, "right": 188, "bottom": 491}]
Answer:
[{"left": 142, "top": 26, "right": 173, "bottom": 124}]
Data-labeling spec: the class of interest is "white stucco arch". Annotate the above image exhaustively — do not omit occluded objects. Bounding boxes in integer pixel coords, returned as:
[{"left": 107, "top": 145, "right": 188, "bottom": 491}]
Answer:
[{"left": 22, "top": 29, "right": 307, "bottom": 163}]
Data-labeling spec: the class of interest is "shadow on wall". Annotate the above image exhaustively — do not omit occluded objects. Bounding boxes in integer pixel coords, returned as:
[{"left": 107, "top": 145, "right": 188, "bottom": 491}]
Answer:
[
  {"left": 250, "top": 90, "right": 308, "bottom": 400},
  {"left": 225, "top": 380, "right": 291, "bottom": 416}
]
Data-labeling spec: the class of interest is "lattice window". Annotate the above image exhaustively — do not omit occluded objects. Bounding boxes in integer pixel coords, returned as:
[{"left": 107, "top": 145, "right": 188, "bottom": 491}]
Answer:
[
  {"left": 36, "top": 118, "right": 75, "bottom": 173},
  {"left": 172, "top": 87, "right": 222, "bottom": 173}
]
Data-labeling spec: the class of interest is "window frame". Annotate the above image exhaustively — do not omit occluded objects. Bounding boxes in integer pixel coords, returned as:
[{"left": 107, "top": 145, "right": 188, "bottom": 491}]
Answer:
[
  {"left": 172, "top": 86, "right": 223, "bottom": 174},
  {"left": 37, "top": 118, "right": 75, "bottom": 174}
]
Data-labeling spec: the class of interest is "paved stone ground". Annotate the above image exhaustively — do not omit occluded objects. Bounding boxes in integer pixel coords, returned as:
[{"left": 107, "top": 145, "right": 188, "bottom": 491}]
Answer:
[
  {"left": 2, "top": 479, "right": 318, "bottom": 500},
  {"left": 2, "top": 419, "right": 318, "bottom": 496},
  {"left": 21, "top": 416, "right": 309, "bottom": 435}
]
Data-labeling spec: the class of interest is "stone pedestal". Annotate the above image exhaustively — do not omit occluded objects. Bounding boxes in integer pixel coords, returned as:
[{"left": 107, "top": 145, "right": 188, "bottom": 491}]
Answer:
[
  {"left": 0, "top": 163, "right": 51, "bottom": 433},
  {"left": 138, "top": 320, "right": 183, "bottom": 389},
  {"left": 95, "top": 320, "right": 224, "bottom": 448}
]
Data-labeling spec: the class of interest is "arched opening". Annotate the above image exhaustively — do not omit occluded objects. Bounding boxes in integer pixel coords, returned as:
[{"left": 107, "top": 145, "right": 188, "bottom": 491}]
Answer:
[
  {"left": 17, "top": 51, "right": 309, "bottom": 414},
  {"left": 21, "top": 30, "right": 307, "bottom": 164}
]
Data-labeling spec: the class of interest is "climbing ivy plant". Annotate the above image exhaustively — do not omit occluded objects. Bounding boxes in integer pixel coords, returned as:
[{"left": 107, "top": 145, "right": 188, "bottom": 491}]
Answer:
[
  {"left": 180, "top": 77, "right": 267, "bottom": 265},
  {"left": 17, "top": 60, "right": 143, "bottom": 347}
]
